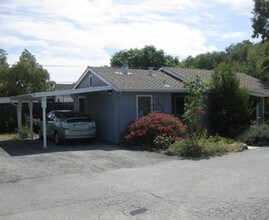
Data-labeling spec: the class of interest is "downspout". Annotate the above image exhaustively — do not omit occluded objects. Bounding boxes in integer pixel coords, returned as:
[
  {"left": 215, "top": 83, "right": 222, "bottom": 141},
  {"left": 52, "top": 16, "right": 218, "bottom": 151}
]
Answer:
[{"left": 115, "top": 91, "right": 121, "bottom": 143}]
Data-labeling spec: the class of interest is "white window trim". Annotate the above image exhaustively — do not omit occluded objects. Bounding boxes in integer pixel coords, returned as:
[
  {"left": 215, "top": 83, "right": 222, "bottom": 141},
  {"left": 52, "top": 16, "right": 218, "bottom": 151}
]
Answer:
[
  {"left": 89, "top": 75, "right": 93, "bottom": 87},
  {"left": 136, "top": 95, "right": 153, "bottom": 118},
  {"left": 78, "top": 96, "right": 86, "bottom": 112}
]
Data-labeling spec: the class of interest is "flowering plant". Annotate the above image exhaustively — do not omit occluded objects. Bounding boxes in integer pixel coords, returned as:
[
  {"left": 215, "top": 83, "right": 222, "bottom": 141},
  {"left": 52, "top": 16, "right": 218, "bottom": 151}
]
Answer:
[{"left": 122, "top": 113, "right": 185, "bottom": 149}]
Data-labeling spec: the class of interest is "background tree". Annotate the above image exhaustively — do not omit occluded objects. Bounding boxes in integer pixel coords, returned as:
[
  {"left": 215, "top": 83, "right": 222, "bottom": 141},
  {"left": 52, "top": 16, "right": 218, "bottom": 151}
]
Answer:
[
  {"left": 110, "top": 45, "right": 180, "bottom": 69},
  {"left": 180, "top": 40, "right": 269, "bottom": 81},
  {"left": 0, "top": 49, "right": 55, "bottom": 97},
  {"left": 181, "top": 52, "right": 226, "bottom": 70},
  {"left": 208, "top": 64, "right": 254, "bottom": 137},
  {"left": 0, "top": 49, "right": 9, "bottom": 96},
  {"left": 252, "top": 0, "right": 269, "bottom": 41}
]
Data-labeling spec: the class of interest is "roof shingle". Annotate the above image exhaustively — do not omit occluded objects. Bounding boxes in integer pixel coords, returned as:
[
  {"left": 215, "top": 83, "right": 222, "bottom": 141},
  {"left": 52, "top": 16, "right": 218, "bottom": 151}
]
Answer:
[
  {"left": 89, "top": 67, "right": 184, "bottom": 91},
  {"left": 162, "top": 67, "right": 269, "bottom": 97}
]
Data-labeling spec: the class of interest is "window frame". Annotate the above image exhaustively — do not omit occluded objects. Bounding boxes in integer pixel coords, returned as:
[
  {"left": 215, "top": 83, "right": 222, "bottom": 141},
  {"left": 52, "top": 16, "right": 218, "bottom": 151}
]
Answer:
[{"left": 136, "top": 95, "right": 153, "bottom": 118}]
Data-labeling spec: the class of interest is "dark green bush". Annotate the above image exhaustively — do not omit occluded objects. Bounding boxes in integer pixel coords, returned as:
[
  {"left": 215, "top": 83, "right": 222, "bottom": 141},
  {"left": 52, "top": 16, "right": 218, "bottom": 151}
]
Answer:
[
  {"left": 208, "top": 64, "right": 254, "bottom": 137},
  {"left": 240, "top": 124, "right": 269, "bottom": 146},
  {"left": 4, "top": 116, "right": 16, "bottom": 133}
]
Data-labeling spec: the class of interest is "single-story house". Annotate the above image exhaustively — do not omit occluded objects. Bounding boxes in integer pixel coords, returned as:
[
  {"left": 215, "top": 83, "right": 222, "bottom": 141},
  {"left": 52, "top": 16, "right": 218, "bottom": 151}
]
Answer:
[
  {"left": 72, "top": 66, "right": 269, "bottom": 143},
  {"left": 0, "top": 66, "right": 268, "bottom": 147}
]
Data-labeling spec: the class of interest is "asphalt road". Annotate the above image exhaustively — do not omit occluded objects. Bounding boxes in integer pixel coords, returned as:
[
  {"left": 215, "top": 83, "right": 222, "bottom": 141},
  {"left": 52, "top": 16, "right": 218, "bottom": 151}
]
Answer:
[{"left": 0, "top": 140, "right": 268, "bottom": 219}]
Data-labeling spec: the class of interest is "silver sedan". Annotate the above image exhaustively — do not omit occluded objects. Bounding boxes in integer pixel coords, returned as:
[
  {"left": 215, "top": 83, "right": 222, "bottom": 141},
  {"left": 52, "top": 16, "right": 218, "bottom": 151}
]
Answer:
[{"left": 39, "top": 110, "right": 97, "bottom": 144}]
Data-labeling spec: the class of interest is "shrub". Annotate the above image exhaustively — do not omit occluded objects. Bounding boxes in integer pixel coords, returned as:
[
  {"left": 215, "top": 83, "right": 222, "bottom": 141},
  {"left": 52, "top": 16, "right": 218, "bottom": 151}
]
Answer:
[
  {"left": 169, "top": 136, "right": 245, "bottom": 158},
  {"left": 208, "top": 64, "right": 254, "bottom": 137},
  {"left": 122, "top": 113, "right": 185, "bottom": 150},
  {"left": 183, "top": 75, "right": 208, "bottom": 141},
  {"left": 3, "top": 116, "right": 16, "bottom": 133},
  {"left": 240, "top": 124, "right": 269, "bottom": 146},
  {"left": 169, "top": 139, "right": 202, "bottom": 157},
  {"left": 20, "top": 125, "right": 30, "bottom": 139}
]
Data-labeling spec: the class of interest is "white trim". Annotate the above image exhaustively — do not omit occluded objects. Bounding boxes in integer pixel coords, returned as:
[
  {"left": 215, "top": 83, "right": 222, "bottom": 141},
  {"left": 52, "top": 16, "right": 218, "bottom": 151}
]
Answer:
[
  {"left": 249, "top": 92, "right": 267, "bottom": 97},
  {"left": 3, "top": 86, "right": 114, "bottom": 102},
  {"left": 0, "top": 97, "right": 11, "bottom": 104},
  {"left": 136, "top": 95, "right": 153, "bottom": 118},
  {"left": 73, "top": 67, "right": 91, "bottom": 89}
]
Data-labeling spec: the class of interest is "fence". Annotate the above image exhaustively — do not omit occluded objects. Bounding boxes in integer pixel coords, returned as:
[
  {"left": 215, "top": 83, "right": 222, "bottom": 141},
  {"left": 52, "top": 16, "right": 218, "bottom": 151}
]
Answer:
[{"left": 0, "top": 102, "right": 73, "bottom": 133}]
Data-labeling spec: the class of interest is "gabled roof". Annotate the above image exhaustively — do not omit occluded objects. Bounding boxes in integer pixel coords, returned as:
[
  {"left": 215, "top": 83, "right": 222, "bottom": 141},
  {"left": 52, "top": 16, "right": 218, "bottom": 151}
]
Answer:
[
  {"left": 237, "top": 73, "right": 269, "bottom": 97},
  {"left": 79, "top": 67, "right": 185, "bottom": 92},
  {"left": 162, "top": 67, "right": 269, "bottom": 97},
  {"left": 161, "top": 67, "right": 212, "bottom": 82}
]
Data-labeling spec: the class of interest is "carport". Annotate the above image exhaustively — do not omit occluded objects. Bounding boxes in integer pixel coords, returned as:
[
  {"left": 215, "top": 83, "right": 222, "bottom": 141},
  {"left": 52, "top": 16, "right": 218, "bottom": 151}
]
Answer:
[{"left": 0, "top": 85, "right": 114, "bottom": 149}]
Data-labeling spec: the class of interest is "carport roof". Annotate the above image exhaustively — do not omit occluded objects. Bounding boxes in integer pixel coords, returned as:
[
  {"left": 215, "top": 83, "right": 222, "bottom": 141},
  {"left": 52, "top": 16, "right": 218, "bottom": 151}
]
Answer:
[{"left": 0, "top": 85, "right": 114, "bottom": 103}]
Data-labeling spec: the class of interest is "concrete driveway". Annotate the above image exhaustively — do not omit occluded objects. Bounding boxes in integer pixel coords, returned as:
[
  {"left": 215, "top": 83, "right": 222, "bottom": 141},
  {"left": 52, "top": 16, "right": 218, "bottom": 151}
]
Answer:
[
  {"left": 0, "top": 139, "right": 175, "bottom": 184},
  {"left": 0, "top": 140, "right": 268, "bottom": 219}
]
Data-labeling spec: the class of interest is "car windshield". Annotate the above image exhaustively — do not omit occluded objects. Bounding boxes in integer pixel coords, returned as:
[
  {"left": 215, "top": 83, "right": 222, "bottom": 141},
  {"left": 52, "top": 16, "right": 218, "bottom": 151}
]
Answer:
[{"left": 58, "top": 112, "right": 89, "bottom": 119}]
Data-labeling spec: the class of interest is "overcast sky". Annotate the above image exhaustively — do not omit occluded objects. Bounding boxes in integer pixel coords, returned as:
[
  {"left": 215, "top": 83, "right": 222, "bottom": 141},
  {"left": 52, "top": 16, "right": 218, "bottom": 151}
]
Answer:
[{"left": 0, "top": 0, "right": 257, "bottom": 83}]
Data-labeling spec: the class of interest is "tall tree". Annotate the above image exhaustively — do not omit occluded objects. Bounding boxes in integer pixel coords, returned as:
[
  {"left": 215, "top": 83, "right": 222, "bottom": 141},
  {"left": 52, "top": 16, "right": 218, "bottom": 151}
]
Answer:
[
  {"left": 252, "top": 0, "right": 269, "bottom": 41},
  {"left": 110, "top": 45, "right": 179, "bottom": 69},
  {"left": 0, "top": 49, "right": 8, "bottom": 66},
  {"left": 0, "top": 49, "right": 9, "bottom": 96},
  {"left": 0, "top": 49, "right": 55, "bottom": 97}
]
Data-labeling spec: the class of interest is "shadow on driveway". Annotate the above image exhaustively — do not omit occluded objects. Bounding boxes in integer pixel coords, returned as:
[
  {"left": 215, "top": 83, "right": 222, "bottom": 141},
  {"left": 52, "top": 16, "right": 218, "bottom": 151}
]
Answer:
[{"left": 0, "top": 139, "right": 124, "bottom": 156}]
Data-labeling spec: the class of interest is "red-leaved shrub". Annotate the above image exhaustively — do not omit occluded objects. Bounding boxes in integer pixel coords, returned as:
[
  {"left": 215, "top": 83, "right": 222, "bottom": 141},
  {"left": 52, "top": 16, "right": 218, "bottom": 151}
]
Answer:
[{"left": 122, "top": 113, "right": 185, "bottom": 149}]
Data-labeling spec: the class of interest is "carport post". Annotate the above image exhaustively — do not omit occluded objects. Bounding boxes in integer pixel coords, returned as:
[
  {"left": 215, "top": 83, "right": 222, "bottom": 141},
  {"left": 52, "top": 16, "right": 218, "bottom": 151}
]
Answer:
[
  {"left": 17, "top": 101, "right": 22, "bottom": 138},
  {"left": 41, "top": 97, "right": 47, "bottom": 149},
  {"left": 29, "top": 100, "right": 34, "bottom": 141}
]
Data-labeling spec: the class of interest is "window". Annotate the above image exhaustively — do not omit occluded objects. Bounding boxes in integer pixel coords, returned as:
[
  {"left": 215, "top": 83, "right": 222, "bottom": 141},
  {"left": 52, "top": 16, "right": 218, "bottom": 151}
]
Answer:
[
  {"left": 78, "top": 96, "right": 86, "bottom": 113},
  {"left": 173, "top": 95, "right": 185, "bottom": 117},
  {"left": 89, "top": 75, "right": 93, "bottom": 87},
  {"left": 137, "top": 95, "right": 152, "bottom": 118}
]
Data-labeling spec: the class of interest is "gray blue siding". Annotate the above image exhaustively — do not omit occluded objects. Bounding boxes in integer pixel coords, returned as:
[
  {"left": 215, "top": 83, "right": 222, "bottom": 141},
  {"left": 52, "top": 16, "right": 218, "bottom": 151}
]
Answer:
[
  {"left": 77, "top": 72, "right": 107, "bottom": 88},
  {"left": 74, "top": 91, "right": 173, "bottom": 143},
  {"left": 117, "top": 92, "right": 172, "bottom": 141},
  {"left": 87, "top": 92, "right": 118, "bottom": 142}
]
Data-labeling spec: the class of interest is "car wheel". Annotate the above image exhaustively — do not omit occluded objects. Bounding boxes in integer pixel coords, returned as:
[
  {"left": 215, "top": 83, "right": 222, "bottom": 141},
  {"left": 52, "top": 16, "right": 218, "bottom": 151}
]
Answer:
[
  {"left": 54, "top": 132, "right": 61, "bottom": 145},
  {"left": 38, "top": 129, "right": 43, "bottom": 140}
]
